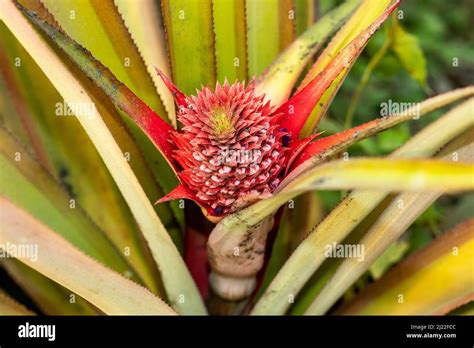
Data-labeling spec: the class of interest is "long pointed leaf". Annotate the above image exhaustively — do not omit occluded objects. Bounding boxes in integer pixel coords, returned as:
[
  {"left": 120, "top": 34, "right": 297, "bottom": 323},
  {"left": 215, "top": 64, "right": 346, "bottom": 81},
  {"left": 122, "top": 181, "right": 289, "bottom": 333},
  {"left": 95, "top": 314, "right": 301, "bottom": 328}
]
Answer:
[
  {"left": 299, "top": 0, "right": 394, "bottom": 136},
  {"left": 15, "top": 4, "right": 176, "bottom": 167},
  {"left": 305, "top": 135, "right": 474, "bottom": 315},
  {"left": 277, "top": 0, "right": 399, "bottom": 138},
  {"left": 2, "top": 259, "right": 99, "bottom": 315},
  {"left": 255, "top": 0, "right": 360, "bottom": 105},
  {"left": 162, "top": 0, "right": 216, "bottom": 95},
  {"left": 0, "top": 197, "right": 176, "bottom": 315},
  {"left": 0, "top": 23, "right": 170, "bottom": 287},
  {"left": 115, "top": 0, "right": 176, "bottom": 125},
  {"left": 252, "top": 99, "right": 474, "bottom": 314},
  {"left": 38, "top": 0, "right": 169, "bottom": 122},
  {"left": 0, "top": 127, "right": 141, "bottom": 281},
  {"left": 212, "top": 0, "right": 247, "bottom": 82},
  {"left": 0, "top": 0, "right": 206, "bottom": 314},
  {"left": 336, "top": 219, "right": 474, "bottom": 315},
  {"left": 282, "top": 89, "right": 474, "bottom": 189},
  {"left": 246, "top": 0, "right": 295, "bottom": 78}
]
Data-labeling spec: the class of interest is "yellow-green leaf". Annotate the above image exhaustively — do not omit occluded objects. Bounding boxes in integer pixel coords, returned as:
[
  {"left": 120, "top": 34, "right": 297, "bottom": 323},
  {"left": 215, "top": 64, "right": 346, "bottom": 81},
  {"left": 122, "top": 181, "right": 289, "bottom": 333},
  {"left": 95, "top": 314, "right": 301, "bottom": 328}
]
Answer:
[
  {"left": 251, "top": 99, "right": 474, "bottom": 315},
  {"left": 283, "top": 88, "right": 474, "bottom": 186},
  {"left": 299, "top": 0, "right": 394, "bottom": 136},
  {"left": 0, "top": 126, "right": 142, "bottom": 281},
  {"left": 255, "top": 0, "right": 360, "bottom": 105},
  {"left": 212, "top": 0, "right": 247, "bottom": 82},
  {"left": 246, "top": 0, "right": 294, "bottom": 77},
  {"left": 2, "top": 259, "right": 99, "bottom": 315},
  {"left": 0, "top": 21, "right": 171, "bottom": 287},
  {"left": 115, "top": 0, "right": 176, "bottom": 125},
  {"left": 254, "top": 192, "right": 324, "bottom": 302},
  {"left": 392, "top": 18, "right": 427, "bottom": 87},
  {"left": 36, "top": 0, "right": 168, "bottom": 119},
  {"left": 162, "top": 0, "right": 216, "bottom": 95},
  {"left": 0, "top": 197, "right": 177, "bottom": 315},
  {"left": 337, "top": 220, "right": 474, "bottom": 315},
  {"left": 0, "top": 0, "right": 206, "bottom": 314},
  {"left": 304, "top": 131, "right": 474, "bottom": 315}
]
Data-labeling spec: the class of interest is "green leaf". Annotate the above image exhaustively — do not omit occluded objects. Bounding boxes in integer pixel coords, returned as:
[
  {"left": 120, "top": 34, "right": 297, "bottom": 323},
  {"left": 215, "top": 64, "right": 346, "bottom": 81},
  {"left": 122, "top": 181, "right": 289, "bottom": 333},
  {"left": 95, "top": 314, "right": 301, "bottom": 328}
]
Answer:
[
  {"left": 162, "top": 0, "right": 216, "bottom": 95},
  {"left": 251, "top": 99, "right": 474, "bottom": 315},
  {"left": 0, "top": 1, "right": 206, "bottom": 314},
  {"left": 0, "top": 22, "right": 165, "bottom": 289},
  {"left": 255, "top": 0, "right": 360, "bottom": 105},
  {"left": 284, "top": 87, "right": 474, "bottom": 185},
  {"left": 337, "top": 219, "right": 474, "bottom": 315},
  {"left": 392, "top": 18, "right": 427, "bottom": 87},
  {"left": 246, "top": 0, "right": 294, "bottom": 77},
  {"left": 2, "top": 259, "right": 99, "bottom": 315},
  {"left": 0, "top": 126, "right": 141, "bottom": 281},
  {"left": 38, "top": 0, "right": 169, "bottom": 121},
  {"left": 30, "top": 0, "right": 182, "bottom": 225},
  {"left": 304, "top": 130, "right": 474, "bottom": 314},
  {"left": 254, "top": 192, "right": 324, "bottom": 302},
  {"left": 369, "top": 240, "right": 409, "bottom": 279},
  {"left": 0, "top": 197, "right": 177, "bottom": 315},
  {"left": 247, "top": 158, "right": 474, "bottom": 225},
  {"left": 212, "top": 0, "right": 247, "bottom": 82},
  {"left": 294, "top": 0, "right": 315, "bottom": 36},
  {"left": 299, "top": 0, "right": 395, "bottom": 137},
  {"left": 114, "top": 0, "right": 176, "bottom": 125}
]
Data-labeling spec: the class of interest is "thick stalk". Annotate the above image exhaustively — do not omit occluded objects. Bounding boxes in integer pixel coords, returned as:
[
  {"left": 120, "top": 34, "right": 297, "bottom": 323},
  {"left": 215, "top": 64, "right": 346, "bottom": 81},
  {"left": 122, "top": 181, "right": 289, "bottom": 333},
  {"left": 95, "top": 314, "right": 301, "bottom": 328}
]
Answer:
[{"left": 207, "top": 215, "right": 275, "bottom": 301}]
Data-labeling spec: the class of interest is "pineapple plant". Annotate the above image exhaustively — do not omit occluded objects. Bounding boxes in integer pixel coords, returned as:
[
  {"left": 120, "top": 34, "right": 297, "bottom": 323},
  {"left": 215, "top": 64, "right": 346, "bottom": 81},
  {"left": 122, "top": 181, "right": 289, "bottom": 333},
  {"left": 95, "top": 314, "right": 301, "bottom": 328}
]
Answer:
[{"left": 0, "top": 0, "right": 473, "bottom": 317}]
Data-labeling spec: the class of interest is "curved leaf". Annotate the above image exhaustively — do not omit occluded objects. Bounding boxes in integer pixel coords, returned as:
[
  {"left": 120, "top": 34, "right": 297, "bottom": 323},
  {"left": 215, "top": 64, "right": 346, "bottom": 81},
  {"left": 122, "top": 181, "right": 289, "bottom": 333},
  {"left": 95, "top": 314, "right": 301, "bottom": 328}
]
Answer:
[
  {"left": 282, "top": 88, "right": 474, "bottom": 188},
  {"left": 336, "top": 219, "right": 474, "bottom": 315},
  {"left": 0, "top": 23, "right": 172, "bottom": 286},
  {"left": 115, "top": 0, "right": 176, "bottom": 123},
  {"left": 2, "top": 259, "right": 99, "bottom": 315},
  {"left": 0, "top": 197, "right": 176, "bottom": 315},
  {"left": 276, "top": 0, "right": 399, "bottom": 139},
  {"left": 305, "top": 134, "right": 474, "bottom": 315},
  {"left": 38, "top": 0, "right": 169, "bottom": 120},
  {"left": 0, "top": 126, "right": 140, "bottom": 280},
  {"left": 251, "top": 99, "right": 474, "bottom": 315},
  {"left": 0, "top": 0, "right": 206, "bottom": 314},
  {"left": 299, "top": 0, "right": 395, "bottom": 136},
  {"left": 255, "top": 0, "right": 360, "bottom": 105}
]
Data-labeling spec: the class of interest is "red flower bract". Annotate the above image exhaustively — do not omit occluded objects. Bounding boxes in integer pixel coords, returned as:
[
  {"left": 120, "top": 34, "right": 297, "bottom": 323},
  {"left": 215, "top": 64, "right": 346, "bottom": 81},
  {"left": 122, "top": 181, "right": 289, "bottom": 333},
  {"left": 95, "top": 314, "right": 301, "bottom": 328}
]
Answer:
[{"left": 170, "top": 81, "right": 288, "bottom": 215}]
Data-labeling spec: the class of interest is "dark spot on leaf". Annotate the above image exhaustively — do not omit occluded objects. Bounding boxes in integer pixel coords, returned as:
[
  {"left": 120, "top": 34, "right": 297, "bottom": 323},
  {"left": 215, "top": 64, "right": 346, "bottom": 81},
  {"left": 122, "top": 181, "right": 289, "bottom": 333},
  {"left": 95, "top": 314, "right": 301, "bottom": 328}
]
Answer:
[{"left": 59, "top": 167, "right": 76, "bottom": 199}]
